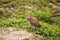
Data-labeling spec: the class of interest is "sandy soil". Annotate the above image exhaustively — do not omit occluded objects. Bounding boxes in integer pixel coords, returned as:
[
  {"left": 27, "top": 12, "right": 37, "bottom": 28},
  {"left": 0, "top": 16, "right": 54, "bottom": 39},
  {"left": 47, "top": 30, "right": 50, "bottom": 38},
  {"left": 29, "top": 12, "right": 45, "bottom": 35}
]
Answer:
[{"left": 0, "top": 27, "right": 47, "bottom": 40}]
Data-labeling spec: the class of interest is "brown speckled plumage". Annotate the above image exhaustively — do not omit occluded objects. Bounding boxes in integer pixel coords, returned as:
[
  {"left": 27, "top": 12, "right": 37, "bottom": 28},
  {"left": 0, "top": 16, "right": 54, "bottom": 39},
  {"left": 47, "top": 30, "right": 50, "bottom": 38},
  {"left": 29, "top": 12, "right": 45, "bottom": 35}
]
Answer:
[{"left": 26, "top": 14, "right": 41, "bottom": 28}]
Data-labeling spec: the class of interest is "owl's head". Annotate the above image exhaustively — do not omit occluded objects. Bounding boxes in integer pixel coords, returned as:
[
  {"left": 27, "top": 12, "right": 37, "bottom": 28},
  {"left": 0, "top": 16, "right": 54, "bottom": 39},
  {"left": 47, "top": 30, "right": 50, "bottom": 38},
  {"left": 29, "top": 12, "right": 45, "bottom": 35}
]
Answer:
[{"left": 26, "top": 14, "right": 33, "bottom": 20}]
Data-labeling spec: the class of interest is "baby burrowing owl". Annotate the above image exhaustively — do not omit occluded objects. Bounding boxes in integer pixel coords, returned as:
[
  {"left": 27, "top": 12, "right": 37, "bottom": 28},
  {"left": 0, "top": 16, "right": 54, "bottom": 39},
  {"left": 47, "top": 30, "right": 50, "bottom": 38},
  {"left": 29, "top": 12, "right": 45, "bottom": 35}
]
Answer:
[{"left": 26, "top": 14, "right": 41, "bottom": 28}]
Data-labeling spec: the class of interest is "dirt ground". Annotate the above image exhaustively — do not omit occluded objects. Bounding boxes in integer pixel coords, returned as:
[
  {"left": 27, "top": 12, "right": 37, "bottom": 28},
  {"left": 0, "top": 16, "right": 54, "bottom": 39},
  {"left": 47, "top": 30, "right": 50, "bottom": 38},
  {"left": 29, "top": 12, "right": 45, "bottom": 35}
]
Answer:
[{"left": 0, "top": 27, "right": 47, "bottom": 40}]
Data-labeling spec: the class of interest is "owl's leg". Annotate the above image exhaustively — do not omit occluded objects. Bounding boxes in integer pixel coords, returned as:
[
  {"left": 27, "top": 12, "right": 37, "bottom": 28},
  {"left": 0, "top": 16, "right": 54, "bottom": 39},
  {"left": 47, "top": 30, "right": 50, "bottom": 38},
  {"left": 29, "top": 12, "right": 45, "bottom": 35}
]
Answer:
[{"left": 32, "top": 26, "right": 37, "bottom": 32}]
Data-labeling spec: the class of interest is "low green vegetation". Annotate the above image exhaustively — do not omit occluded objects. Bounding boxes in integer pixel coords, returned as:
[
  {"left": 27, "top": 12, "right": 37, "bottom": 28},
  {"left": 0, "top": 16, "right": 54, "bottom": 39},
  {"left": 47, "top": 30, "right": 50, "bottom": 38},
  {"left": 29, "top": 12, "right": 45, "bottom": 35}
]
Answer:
[{"left": 0, "top": 0, "right": 60, "bottom": 40}]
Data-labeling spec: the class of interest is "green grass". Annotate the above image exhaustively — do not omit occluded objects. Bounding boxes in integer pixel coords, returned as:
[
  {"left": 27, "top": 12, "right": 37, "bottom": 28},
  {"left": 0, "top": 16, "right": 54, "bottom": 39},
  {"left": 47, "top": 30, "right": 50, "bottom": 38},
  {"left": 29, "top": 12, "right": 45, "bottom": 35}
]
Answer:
[{"left": 0, "top": 0, "right": 60, "bottom": 40}]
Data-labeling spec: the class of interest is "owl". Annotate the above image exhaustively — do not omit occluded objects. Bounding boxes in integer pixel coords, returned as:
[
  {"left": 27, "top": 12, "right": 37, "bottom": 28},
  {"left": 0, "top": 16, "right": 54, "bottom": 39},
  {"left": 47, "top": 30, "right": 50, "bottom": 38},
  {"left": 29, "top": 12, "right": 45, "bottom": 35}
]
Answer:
[{"left": 26, "top": 14, "right": 41, "bottom": 28}]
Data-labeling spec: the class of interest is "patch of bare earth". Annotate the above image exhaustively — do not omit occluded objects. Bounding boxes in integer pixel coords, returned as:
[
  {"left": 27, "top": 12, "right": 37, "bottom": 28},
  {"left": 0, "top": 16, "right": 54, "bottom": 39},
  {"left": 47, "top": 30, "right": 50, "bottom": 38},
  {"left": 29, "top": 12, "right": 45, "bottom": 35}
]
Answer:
[{"left": 0, "top": 27, "right": 47, "bottom": 40}]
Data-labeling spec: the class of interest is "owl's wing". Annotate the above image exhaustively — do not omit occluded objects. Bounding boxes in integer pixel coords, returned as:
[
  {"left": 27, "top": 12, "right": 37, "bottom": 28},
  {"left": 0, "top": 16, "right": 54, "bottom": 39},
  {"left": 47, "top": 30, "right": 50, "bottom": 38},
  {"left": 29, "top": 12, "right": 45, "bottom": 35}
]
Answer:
[
  {"left": 32, "top": 17, "right": 39, "bottom": 23},
  {"left": 30, "top": 17, "right": 40, "bottom": 26}
]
